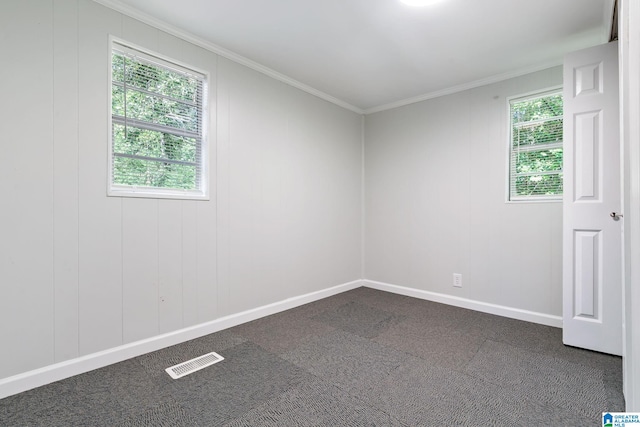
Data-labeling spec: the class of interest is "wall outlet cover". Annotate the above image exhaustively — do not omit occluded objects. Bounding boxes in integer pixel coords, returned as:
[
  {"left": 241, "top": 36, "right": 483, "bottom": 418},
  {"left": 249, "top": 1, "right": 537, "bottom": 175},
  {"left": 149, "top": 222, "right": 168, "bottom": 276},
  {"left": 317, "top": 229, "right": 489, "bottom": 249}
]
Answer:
[{"left": 453, "top": 273, "right": 462, "bottom": 288}]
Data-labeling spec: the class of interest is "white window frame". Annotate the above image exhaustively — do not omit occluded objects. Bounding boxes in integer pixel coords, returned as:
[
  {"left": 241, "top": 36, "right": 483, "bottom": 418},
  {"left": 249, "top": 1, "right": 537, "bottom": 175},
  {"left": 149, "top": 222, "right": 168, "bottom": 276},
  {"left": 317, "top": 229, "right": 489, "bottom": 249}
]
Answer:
[
  {"left": 108, "top": 36, "right": 209, "bottom": 200},
  {"left": 506, "top": 86, "right": 563, "bottom": 203}
]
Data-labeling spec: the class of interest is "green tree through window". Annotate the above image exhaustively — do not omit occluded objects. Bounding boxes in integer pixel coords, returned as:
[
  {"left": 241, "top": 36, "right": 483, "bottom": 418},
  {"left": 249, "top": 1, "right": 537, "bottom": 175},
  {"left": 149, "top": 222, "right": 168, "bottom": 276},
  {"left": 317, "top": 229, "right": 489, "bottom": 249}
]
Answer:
[
  {"left": 110, "top": 41, "right": 206, "bottom": 197},
  {"left": 509, "top": 90, "right": 563, "bottom": 200}
]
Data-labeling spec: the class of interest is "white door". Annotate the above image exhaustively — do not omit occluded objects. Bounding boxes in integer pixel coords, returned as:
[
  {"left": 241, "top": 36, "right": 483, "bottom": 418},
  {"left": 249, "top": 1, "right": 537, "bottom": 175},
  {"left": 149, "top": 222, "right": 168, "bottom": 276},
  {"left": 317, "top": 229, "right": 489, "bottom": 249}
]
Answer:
[{"left": 563, "top": 41, "right": 622, "bottom": 356}]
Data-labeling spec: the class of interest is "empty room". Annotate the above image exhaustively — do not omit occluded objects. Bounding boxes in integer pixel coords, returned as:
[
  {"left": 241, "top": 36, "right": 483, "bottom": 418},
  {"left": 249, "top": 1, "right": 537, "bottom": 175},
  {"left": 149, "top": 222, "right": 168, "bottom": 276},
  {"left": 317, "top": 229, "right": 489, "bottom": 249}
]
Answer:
[{"left": 1, "top": 0, "right": 640, "bottom": 425}]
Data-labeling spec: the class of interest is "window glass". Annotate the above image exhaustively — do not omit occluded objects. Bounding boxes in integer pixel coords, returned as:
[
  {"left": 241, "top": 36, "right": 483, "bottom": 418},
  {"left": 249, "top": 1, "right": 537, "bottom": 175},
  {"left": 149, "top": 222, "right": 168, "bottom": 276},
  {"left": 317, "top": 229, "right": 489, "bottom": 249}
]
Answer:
[
  {"left": 509, "top": 90, "right": 563, "bottom": 201},
  {"left": 109, "top": 41, "right": 208, "bottom": 199}
]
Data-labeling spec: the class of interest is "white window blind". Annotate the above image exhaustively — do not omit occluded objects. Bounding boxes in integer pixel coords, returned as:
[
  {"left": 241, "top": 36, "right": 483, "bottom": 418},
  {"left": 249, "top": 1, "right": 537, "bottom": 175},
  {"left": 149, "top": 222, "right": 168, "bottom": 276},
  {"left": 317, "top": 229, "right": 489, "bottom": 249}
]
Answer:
[
  {"left": 110, "top": 41, "right": 207, "bottom": 199},
  {"left": 509, "top": 90, "right": 563, "bottom": 201}
]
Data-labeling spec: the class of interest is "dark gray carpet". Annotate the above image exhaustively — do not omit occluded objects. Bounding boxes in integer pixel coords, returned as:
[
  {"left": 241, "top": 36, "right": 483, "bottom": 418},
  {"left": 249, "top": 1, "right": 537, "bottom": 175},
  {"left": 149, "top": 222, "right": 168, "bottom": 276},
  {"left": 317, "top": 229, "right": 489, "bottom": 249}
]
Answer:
[{"left": 0, "top": 287, "right": 625, "bottom": 426}]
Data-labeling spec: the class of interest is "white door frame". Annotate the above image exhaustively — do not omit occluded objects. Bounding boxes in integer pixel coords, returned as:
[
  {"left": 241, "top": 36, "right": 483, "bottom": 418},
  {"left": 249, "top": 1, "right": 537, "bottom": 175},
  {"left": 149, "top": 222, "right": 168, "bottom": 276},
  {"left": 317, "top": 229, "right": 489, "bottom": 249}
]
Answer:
[{"left": 620, "top": 0, "right": 640, "bottom": 411}]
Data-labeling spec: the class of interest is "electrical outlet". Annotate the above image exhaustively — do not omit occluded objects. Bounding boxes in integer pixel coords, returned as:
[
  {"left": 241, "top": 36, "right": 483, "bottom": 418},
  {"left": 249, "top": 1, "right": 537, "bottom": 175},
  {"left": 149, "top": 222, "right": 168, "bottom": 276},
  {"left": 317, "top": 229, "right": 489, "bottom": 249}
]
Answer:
[{"left": 453, "top": 273, "right": 462, "bottom": 288}]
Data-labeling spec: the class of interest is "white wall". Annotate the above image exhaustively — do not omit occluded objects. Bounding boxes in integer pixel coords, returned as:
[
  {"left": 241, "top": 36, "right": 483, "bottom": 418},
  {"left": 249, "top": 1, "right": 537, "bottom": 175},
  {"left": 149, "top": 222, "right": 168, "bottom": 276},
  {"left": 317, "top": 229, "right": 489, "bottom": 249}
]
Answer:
[
  {"left": 0, "top": 0, "right": 361, "bottom": 382},
  {"left": 218, "top": 59, "right": 361, "bottom": 314},
  {"left": 364, "top": 67, "right": 564, "bottom": 318},
  {"left": 217, "top": 58, "right": 362, "bottom": 316}
]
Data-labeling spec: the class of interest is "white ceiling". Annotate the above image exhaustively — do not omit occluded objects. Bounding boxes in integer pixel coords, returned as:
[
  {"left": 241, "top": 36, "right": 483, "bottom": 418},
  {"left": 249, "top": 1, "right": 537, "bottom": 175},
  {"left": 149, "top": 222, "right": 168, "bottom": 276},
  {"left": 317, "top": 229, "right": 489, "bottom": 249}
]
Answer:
[{"left": 103, "top": 0, "right": 612, "bottom": 113}]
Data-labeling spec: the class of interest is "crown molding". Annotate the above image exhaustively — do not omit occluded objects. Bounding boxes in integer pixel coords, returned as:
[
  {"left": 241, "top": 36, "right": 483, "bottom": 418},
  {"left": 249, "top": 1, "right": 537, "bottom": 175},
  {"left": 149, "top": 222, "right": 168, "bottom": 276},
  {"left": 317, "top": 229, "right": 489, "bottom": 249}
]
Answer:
[
  {"left": 92, "top": 0, "right": 364, "bottom": 115},
  {"left": 364, "top": 60, "right": 563, "bottom": 114}
]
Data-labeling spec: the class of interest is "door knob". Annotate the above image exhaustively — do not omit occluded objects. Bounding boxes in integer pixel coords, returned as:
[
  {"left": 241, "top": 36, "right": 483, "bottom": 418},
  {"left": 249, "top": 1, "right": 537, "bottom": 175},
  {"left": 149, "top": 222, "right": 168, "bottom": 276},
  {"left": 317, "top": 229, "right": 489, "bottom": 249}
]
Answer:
[{"left": 610, "top": 212, "right": 623, "bottom": 220}]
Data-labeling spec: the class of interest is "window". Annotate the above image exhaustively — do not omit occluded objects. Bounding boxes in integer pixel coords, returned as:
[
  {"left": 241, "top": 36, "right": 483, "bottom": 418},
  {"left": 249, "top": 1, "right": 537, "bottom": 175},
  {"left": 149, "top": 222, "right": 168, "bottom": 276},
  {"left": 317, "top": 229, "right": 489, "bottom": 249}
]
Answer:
[
  {"left": 508, "top": 89, "right": 563, "bottom": 201},
  {"left": 109, "top": 40, "right": 208, "bottom": 199}
]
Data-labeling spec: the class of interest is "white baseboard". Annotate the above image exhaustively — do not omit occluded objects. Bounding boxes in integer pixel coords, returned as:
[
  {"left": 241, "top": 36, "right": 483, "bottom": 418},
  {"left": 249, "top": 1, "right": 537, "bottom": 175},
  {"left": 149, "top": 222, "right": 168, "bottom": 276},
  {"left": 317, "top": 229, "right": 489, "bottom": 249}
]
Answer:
[
  {"left": 0, "top": 278, "right": 562, "bottom": 399},
  {"left": 0, "top": 279, "right": 363, "bottom": 400},
  {"left": 362, "top": 280, "right": 563, "bottom": 328}
]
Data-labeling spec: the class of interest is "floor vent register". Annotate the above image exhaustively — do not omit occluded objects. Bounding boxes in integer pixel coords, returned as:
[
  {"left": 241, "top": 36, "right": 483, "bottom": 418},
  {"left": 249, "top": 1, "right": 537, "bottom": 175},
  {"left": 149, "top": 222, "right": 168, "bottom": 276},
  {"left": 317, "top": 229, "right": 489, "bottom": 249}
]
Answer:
[{"left": 165, "top": 352, "right": 224, "bottom": 379}]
